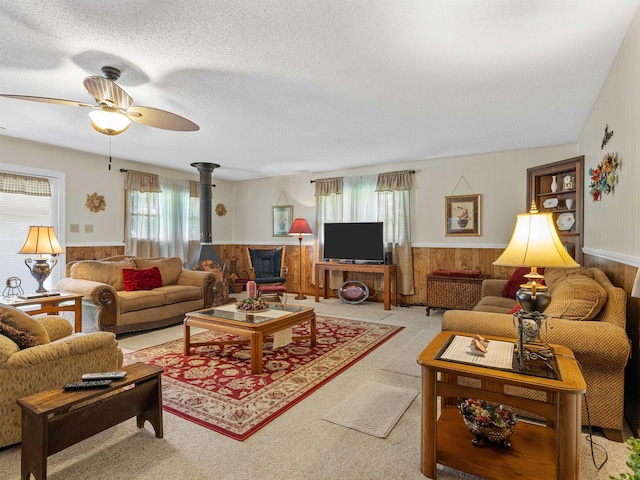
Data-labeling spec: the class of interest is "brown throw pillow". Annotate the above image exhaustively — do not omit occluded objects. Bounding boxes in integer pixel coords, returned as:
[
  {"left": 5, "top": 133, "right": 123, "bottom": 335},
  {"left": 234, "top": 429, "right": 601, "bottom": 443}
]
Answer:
[
  {"left": 543, "top": 267, "right": 593, "bottom": 289},
  {"left": 544, "top": 274, "right": 607, "bottom": 321},
  {"left": 0, "top": 306, "right": 50, "bottom": 344},
  {"left": 0, "top": 321, "right": 38, "bottom": 349}
]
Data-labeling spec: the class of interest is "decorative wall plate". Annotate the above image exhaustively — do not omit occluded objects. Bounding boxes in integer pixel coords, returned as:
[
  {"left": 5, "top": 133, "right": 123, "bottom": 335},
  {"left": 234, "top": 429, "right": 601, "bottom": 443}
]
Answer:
[
  {"left": 556, "top": 213, "right": 575, "bottom": 231},
  {"left": 542, "top": 198, "right": 558, "bottom": 209}
]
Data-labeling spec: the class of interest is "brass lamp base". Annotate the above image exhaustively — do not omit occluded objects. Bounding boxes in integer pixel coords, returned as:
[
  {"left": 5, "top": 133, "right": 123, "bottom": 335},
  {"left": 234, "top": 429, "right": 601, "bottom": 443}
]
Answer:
[{"left": 295, "top": 293, "right": 307, "bottom": 300}]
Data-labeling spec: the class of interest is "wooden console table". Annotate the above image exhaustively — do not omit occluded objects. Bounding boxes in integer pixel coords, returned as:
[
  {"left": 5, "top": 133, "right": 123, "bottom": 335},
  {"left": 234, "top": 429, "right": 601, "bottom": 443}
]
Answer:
[{"left": 314, "top": 262, "right": 397, "bottom": 310}]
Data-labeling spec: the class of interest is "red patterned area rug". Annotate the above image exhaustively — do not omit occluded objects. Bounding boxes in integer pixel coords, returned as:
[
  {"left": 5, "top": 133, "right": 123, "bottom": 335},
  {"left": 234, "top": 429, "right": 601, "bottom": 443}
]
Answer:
[{"left": 124, "top": 315, "right": 402, "bottom": 441}]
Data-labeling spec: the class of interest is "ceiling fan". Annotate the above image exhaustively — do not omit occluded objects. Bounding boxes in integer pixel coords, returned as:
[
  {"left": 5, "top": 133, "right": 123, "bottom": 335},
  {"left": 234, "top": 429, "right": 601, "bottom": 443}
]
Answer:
[{"left": 0, "top": 66, "right": 199, "bottom": 135}]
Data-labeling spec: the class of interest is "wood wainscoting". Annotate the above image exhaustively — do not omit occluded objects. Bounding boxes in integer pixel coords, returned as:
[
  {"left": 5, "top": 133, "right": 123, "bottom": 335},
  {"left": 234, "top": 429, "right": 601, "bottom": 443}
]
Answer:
[
  {"left": 66, "top": 245, "right": 125, "bottom": 262},
  {"left": 583, "top": 254, "right": 640, "bottom": 437},
  {"left": 63, "top": 244, "right": 640, "bottom": 435}
]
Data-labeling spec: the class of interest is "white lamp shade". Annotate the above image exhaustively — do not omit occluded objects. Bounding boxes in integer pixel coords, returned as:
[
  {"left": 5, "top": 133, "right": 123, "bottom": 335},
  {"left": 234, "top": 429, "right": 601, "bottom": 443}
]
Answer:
[
  {"left": 493, "top": 211, "right": 579, "bottom": 268},
  {"left": 89, "top": 109, "right": 131, "bottom": 135},
  {"left": 19, "top": 226, "right": 64, "bottom": 255}
]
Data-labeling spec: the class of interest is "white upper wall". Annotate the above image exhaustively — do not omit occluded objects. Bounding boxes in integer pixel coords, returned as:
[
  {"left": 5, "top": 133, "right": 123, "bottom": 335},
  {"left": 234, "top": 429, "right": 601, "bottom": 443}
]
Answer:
[
  {"left": 233, "top": 143, "right": 577, "bottom": 248},
  {"left": 578, "top": 4, "right": 640, "bottom": 266},
  {"left": 0, "top": 135, "right": 234, "bottom": 246}
]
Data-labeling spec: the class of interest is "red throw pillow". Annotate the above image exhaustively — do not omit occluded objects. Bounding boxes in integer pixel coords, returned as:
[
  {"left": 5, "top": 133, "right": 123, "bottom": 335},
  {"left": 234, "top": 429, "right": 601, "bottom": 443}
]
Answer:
[
  {"left": 501, "top": 267, "right": 545, "bottom": 299},
  {"left": 508, "top": 305, "right": 522, "bottom": 315},
  {"left": 122, "top": 267, "right": 163, "bottom": 292}
]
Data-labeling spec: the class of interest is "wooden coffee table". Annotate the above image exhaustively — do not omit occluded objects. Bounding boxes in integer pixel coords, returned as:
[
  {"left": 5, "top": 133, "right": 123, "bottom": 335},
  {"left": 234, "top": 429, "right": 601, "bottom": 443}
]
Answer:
[
  {"left": 417, "top": 331, "right": 586, "bottom": 480},
  {"left": 184, "top": 303, "right": 316, "bottom": 374}
]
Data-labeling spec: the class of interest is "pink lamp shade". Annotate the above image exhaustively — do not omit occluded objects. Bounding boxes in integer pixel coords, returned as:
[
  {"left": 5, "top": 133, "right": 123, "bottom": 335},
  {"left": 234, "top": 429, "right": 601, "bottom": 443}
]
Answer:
[{"left": 288, "top": 218, "right": 313, "bottom": 236}]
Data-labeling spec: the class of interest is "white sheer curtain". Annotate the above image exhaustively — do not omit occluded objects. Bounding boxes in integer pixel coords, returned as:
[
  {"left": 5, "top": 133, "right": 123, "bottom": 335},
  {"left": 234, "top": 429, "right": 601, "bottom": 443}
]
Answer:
[
  {"left": 313, "top": 178, "right": 343, "bottom": 286},
  {"left": 158, "top": 176, "right": 191, "bottom": 260},
  {"left": 343, "top": 175, "right": 377, "bottom": 221}
]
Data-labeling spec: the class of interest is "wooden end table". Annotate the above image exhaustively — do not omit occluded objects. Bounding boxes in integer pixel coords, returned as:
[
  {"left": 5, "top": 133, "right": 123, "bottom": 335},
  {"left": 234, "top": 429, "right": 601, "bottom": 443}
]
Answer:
[
  {"left": 0, "top": 292, "right": 83, "bottom": 332},
  {"left": 418, "top": 331, "right": 586, "bottom": 480},
  {"left": 17, "top": 363, "right": 163, "bottom": 480},
  {"left": 184, "top": 303, "right": 316, "bottom": 374}
]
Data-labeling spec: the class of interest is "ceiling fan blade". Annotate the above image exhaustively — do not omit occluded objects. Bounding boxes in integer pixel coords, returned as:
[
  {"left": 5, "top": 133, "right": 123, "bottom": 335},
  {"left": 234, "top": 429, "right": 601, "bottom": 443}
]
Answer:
[
  {"left": 83, "top": 76, "right": 133, "bottom": 110},
  {"left": 126, "top": 106, "right": 199, "bottom": 131},
  {"left": 0, "top": 94, "right": 94, "bottom": 107}
]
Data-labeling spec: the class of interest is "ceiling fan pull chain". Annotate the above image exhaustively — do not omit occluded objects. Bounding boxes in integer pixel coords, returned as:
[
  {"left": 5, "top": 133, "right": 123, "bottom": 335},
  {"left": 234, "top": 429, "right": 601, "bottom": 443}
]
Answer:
[{"left": 108, "top": 135, "right": 112, "bottom": 171}]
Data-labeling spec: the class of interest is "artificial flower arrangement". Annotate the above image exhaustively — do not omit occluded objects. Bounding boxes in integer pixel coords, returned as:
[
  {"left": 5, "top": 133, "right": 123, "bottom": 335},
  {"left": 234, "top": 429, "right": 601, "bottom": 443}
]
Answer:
[
  {"left": 589, "top": 152, "right": 620, "bottom": 201},
  {"left": 459, "top": 398, "right": 518, "bottom": 447}
]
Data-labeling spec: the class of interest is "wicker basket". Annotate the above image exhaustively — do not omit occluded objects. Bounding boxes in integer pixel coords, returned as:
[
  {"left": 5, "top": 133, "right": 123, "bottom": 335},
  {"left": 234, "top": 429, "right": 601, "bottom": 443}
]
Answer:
[{"left": 425, "top": 272, "right": 487, "bottom": 315}]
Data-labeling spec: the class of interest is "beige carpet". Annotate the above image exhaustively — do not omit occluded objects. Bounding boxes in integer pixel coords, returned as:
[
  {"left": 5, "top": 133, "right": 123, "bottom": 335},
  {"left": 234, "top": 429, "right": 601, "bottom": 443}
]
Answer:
[
  {"left": 0, "top": 303, "right": 634, "bottom": 479},
  {"left": 322, "top": 380, "right": 419, "bottom": 437}
]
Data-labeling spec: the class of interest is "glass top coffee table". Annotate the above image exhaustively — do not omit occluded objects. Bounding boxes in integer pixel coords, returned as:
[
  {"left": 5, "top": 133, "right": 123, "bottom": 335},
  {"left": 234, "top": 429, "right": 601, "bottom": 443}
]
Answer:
[{"left": 183, "top": 303, "right": 316, "bottom": 374}]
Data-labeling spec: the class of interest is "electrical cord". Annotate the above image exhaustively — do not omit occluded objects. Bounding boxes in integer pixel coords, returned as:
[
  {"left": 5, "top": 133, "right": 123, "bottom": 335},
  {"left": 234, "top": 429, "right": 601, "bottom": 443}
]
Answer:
[{"left": 553, "top": 352, "right": 609, "bottom": 470}]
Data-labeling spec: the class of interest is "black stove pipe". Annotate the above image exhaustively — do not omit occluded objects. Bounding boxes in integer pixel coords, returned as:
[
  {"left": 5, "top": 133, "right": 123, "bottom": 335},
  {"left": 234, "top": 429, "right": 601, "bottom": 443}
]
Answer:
[{"left": 189, "top": 162, "right": 222, "bottom": 268}]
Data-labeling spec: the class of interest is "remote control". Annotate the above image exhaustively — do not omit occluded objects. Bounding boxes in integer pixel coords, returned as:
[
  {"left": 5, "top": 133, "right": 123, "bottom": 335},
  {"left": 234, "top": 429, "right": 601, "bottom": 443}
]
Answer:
[
  {"left": 63, "top": 380, "right": 113, "bottom": 390},
  {"left": 82, "top": 371, "right": 127, "bottom": 381}
]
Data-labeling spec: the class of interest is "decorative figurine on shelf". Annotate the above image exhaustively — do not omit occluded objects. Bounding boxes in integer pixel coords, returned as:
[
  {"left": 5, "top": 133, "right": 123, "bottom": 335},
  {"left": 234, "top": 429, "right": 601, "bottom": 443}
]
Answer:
[{"left": 563, "top": 175, "right": 575, "bottom": 190}]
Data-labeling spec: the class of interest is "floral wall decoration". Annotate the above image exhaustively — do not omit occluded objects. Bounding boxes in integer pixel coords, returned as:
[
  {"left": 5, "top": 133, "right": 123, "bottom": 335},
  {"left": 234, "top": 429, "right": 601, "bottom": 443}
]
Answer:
[
  {"left": 85, "top": 192, "right": 106, "bottom": 212},
  {"left": 588, "top": 153, "right": 620, "bottom": 201}
]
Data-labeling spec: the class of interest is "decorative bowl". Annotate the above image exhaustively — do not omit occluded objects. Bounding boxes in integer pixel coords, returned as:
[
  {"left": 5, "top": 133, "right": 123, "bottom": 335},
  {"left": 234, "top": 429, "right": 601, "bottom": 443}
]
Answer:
[
  {"left": 459, "top": 398, "right": 517, "bottom": 448},
  {"left": 236, "top": 297, "right": 270, "bottom": 312}
]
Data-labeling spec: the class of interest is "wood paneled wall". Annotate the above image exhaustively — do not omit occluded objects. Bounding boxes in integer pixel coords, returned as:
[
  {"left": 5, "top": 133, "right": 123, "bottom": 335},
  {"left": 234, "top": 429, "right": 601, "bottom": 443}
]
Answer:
[
  {"left": 583, "top": 254, "right": 640, "bottom": 436},
  {"left": 64, "top": 244, "right": 640, "bottom": 434},
  {"left": 66, "top": 245, "right": 125, "bottom": 262}
]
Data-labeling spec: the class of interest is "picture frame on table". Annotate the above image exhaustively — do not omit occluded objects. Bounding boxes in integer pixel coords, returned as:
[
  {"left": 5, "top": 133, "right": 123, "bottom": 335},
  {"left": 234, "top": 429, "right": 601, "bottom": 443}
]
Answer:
[
  {"left": 445, "top": 194, "right": 481, "bottom": 236},
  {"left": 272, "top": 205, "right": 293, "bottom": 236}
]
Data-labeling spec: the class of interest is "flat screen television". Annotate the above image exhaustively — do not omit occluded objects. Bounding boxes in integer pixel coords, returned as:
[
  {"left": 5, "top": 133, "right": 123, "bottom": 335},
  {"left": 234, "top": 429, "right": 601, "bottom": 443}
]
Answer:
[{"left": 323, "top": 222, "right": 384, "bottom": 263}]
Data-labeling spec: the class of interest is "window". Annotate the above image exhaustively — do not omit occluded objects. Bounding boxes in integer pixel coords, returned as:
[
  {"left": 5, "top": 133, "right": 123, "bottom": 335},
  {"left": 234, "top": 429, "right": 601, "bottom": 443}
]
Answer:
[
  {"left": 125, "top": 175, "right": 197, "bottom": 262},
  {"left": 0, "top": 165, "right": 66, "bottom": 292}
]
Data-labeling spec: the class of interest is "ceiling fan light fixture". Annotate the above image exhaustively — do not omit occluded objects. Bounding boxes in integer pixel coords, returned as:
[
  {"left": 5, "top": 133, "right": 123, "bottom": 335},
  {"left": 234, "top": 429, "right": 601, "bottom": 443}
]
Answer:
[{"left": 89, "top": 108, "right": 131, "bottom": 135}]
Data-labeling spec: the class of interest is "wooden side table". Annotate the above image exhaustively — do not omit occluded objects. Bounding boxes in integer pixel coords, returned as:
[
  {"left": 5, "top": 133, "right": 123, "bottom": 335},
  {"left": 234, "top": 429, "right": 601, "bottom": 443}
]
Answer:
[
  {"left": 0, "top": 292, "right": 83, "bottom": 332},
  {"left": 418, "top": 331, "right": 586, "bottom": 479}
]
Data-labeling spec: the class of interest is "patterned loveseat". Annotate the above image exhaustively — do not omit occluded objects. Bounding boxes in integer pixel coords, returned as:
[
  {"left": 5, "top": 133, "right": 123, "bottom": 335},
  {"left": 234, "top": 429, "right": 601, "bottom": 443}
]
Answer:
[
  {"left": 441, "top": 267, "right": 630, "bottom": 441},
  {"left": 57, "top": 256, "right": 229, "bottom": 335},
  {"left": 0, "top": 305, "right": 122, "bottom": 448}
]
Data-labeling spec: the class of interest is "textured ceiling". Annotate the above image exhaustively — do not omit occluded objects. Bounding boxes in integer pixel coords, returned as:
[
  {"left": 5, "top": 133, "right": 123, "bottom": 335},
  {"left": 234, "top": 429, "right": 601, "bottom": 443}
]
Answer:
[{"left": 0, "top": 1, "right": 638, "bottom": 181}]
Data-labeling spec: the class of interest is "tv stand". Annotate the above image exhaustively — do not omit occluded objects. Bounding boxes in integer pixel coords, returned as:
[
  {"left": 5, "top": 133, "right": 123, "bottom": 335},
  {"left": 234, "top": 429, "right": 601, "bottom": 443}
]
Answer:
[{"left": 315, "top": 261, "right": 397, "bottom": 310}]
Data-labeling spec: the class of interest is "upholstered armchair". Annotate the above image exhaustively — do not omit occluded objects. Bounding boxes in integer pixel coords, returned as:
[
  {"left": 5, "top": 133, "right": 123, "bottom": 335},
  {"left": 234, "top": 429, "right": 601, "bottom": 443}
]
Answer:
[{"left": 0, "top": 305, "right": 123, "bottom": 448}]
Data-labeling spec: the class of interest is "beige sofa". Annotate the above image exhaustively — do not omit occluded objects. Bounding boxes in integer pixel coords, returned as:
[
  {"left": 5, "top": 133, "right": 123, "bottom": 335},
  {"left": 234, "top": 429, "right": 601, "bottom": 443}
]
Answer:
[
  {"left": 0, "top": 305, "right": 123, "bottom": 448},
  {"left": 57, "top": 256, "right": 229, "bottom": 335},
  {"left": 441, "top": 267, "right": 630, "bottom": 441}
]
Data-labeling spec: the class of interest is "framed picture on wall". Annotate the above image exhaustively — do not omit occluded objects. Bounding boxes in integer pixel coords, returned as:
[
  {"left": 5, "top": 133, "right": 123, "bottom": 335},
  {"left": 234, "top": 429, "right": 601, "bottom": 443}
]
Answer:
[
  {"left": 445, "top": 194, "right": 481, "bottom": 236},
  {"left": 273, "top": 205, "right": 293, "bottom": 236}
]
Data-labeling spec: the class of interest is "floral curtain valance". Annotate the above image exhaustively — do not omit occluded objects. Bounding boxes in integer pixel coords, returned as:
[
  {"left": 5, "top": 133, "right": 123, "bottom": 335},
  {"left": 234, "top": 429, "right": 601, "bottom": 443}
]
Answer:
[
  {"left": 189, "top": 180, "right": 199, "bottom": 198},
  {"left": 124, "top": 170, "right": 162, "bottom": 193},
  {"left": 376, "top": 170, "right": 413, "bottom": 192},
  {"left": 0, "top": 172, "right": 51, "bottom": 196},
  {"left": 314, "top": 177, "right": 344, "bottom": 196}
]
